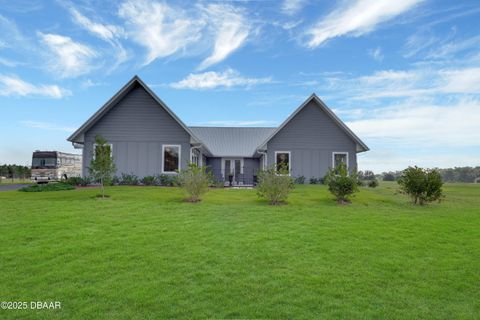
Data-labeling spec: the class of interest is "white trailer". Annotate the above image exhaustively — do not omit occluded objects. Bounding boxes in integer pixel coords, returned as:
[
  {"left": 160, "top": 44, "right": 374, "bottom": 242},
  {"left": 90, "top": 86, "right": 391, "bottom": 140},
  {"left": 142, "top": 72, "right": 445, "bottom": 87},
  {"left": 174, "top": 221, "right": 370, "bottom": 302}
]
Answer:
[{"left": 31, "top": 151, "right": 82, "bottom": 183}]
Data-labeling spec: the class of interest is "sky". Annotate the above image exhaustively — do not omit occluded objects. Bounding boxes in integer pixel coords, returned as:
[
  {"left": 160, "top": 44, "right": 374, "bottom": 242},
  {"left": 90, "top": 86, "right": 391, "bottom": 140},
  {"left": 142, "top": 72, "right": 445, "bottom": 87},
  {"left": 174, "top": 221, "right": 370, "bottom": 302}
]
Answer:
[{"left": 0, "top": 0, "right": 479, "bottom": 172}]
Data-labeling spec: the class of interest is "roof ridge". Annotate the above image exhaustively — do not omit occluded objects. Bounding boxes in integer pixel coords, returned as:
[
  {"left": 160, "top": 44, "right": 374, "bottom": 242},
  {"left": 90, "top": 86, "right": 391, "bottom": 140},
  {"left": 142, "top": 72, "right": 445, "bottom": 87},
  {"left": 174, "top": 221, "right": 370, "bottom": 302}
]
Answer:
[{"left": 188, "top": 126, "right": 277, "bottom": 129}]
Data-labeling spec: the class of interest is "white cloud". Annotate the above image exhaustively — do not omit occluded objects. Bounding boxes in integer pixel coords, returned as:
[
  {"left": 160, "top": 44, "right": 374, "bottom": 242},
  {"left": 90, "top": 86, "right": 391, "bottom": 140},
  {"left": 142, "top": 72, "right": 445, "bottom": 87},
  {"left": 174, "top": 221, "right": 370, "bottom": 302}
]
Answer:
[
  {"left": 347, "top": 98, "right": 480, "bottom": 148},
  {"left": 368, "top": 47, "right": 384, "bottom": 61},
  {"left": 306, "top": 0, "right": 424, "bottom": 47},
  {"left": 118, "top": 0, "right": 204, "bottom": 66},
  {"left": 198, "top": 4, "right": 250, "bottom": 70},
  {"left": 20, "top": 120, "right": 76, "bottom": 132},
  {"left": 0, "top": 56, "right": 19, "bottom": 67},
  {"left": 69, "top": 7, "right": 122, "bottom": 41},
  {"left": 38, "top": 32, "right": 97, "bottom": 78},
  {"left": 439, "top": 67, "right": 480, "bottom": 93},
  {"left": 316, "top": 66, "right": 480, "bottom": 101},
  {"left": 0, "top": 74, "right": 70, "bottom": 98},
  {"left": 68, "top": 7, "right": 129, "bottom": 69},
  {"left": 281, "top": 0, "right": 306, "bottom": 15},
  {"left": 170, "top": 69, "right": 272, "bottom": 90}
]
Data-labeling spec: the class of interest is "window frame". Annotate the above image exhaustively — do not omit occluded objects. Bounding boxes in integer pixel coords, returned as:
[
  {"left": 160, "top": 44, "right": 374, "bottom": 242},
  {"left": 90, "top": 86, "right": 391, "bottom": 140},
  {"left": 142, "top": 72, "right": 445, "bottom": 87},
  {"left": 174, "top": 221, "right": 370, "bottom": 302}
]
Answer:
[
  {"left": 274, "top": 151, "right": 291, "bottom": 176},
  {"left": 332, "top": 151, "right": 349, "bottom": 169},
  {"left": 221, "top": 158, "right": 244, "bottom": 177},
  {"left": 162, "top": 144, "right": 181, "bottom": 174},
  {"left": 92, "top": 143, "right": 113, "bottom": 160}
]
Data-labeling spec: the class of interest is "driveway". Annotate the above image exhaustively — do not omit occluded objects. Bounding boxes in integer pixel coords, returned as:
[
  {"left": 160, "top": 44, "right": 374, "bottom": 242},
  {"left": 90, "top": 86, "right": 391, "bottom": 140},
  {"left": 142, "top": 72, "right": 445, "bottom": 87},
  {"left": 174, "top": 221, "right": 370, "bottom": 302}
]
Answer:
[{"left": 0, "top": 184, "right": 29, "bottom": 192}]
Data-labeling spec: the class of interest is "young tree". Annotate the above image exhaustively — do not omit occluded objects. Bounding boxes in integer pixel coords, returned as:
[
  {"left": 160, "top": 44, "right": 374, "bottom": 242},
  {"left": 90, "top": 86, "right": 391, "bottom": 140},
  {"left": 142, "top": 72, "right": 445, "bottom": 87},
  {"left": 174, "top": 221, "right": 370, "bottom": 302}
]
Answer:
[
  {"left": 177, "top": 163, "right": 212, "bottom": 202},
  {"left": 257, "top": 165, "right": 294, "bottom": 205},
  {"left": 324, "top": 163, "right": 359, "bottom": 204},
  {"left": 88, "top": 135, "right": 116, "bottom": 198},
  {"left": 397, "top": 166, "right": 444, "bottom": 205}
]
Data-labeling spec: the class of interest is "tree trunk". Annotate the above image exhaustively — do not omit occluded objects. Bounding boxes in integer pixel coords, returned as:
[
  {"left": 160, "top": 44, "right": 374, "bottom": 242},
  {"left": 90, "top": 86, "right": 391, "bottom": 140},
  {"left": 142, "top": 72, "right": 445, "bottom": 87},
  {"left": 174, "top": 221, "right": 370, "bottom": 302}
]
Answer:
[{"left": 101, "top": 177, "right": 104, "bottom": 198}]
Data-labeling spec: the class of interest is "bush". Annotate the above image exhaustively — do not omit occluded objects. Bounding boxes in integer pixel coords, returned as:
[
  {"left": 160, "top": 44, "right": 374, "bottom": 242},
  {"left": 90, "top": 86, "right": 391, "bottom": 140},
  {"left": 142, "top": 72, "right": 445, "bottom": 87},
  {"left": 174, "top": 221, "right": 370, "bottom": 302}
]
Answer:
[
  {"left": 257, "top": 165, "right": 294, "bottom": 205},
  {"left": 324, "top": 163, "right": 359, "bottom": 204},
  {"left": 309, "top": 177, "right": 319, "bottom": 184},
  {"left": 19, "top": 183, "right": 75, "bottom": 192},
  {"left": 157, "top": 174, "right": 178, "bottom": 187},
  {"left": 368, "top": 179, "right": 379, "bottom": 188},
  {"left": 397, "top": 166, "right": 444, "bottom": 205},
  {"left": 119, "top": 173, "right": 139, "bottom": 185},
  {"left": 141, "top": 175, "right": 156, "bottom": 186},
  {"left": 177, "top": 164, "right": 212, "bottom": 202},
  {"left": 65, "top": 176, "right": 91, "bottom": 186},
  {"left": 294, "top": 176, "right": 306, "bottom": 184}
]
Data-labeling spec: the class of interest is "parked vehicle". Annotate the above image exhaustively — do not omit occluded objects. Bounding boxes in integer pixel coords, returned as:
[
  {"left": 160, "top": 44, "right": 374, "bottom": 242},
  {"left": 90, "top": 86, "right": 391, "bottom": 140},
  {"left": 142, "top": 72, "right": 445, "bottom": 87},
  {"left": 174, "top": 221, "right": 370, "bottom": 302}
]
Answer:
[{"left": 31, "top": 151, "right": 82, "bottom": 183}]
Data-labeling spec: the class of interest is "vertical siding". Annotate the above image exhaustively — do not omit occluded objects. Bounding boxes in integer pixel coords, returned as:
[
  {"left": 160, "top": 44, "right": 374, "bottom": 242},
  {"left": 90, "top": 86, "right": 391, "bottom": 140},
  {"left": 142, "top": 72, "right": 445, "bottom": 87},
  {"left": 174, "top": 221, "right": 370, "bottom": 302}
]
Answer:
[
  {"left": 83, "top": 84, "right": 191, "bottom": 177},
  {"left": 267, "top": 100, "right": 357, "bottom": 181}
]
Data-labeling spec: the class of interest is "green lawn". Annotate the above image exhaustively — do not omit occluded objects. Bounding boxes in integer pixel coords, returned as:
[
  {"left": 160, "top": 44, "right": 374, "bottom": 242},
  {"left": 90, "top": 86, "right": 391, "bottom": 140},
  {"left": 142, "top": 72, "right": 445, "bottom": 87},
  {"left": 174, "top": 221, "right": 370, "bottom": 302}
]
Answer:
[{"left": 0, "top": 183, "right": 479, "bottom": 319}]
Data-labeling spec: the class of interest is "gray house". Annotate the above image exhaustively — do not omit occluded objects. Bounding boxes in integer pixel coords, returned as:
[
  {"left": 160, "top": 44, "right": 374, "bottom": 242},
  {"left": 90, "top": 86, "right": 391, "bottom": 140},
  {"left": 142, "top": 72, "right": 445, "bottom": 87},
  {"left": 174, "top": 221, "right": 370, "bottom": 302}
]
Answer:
[{"left": 68, "top": 76, "right": 369, "bottom": 184}]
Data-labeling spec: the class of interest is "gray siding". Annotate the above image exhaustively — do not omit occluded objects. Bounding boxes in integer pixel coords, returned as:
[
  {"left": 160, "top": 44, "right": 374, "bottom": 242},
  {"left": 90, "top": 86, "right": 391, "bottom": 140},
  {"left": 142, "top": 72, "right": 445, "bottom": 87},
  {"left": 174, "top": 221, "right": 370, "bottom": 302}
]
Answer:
[
  {"left": 83, "top": 84, "right": 191, "bottom": 177},
  {"left": 267, "top": 100, "right": 357, "bottom": 180}
]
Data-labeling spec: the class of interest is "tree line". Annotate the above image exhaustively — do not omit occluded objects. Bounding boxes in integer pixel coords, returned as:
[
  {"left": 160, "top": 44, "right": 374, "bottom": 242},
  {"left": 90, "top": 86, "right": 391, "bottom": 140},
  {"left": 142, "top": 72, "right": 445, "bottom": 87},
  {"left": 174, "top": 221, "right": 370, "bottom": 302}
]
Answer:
[
  {"left": 0, "top": 164, "right": 31, "bottom": 181},
  {"left": 381, "top": 166, "right": 480, "bottom": 183}
]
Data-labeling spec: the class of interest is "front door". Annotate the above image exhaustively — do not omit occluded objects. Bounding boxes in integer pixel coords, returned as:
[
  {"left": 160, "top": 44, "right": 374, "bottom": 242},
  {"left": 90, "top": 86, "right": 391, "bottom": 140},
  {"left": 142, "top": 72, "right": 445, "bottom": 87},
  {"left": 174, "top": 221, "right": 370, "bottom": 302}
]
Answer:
[{"left": 223, "top": 158, "right": 243, "bottom": 185}]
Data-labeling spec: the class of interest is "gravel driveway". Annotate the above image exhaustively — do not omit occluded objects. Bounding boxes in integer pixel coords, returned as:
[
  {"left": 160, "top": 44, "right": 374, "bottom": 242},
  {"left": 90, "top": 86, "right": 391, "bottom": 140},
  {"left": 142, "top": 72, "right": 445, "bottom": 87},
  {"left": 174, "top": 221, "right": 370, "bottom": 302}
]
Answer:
[{"left": 0, "top": 184, "right": 29, "bottom": 192}]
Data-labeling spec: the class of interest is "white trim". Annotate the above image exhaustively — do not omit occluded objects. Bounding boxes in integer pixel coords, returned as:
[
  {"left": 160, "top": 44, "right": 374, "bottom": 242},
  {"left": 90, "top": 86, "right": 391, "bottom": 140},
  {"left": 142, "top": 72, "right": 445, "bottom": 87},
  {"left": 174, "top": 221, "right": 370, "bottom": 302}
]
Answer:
[
  {"left": 92, "top": 143, "right": 113, "bottom": 160},
  {"left": 332, "top": 152, "right": 349, "bottom": 168},
  {"left": 190, "top": 147, "right": 201, "bottom": 166},
  {"left": 162, "top": 144, "right": 181, "bottom": 173},
  {"left": 274, "top": 151, "right": 291, "bottom": 175}
]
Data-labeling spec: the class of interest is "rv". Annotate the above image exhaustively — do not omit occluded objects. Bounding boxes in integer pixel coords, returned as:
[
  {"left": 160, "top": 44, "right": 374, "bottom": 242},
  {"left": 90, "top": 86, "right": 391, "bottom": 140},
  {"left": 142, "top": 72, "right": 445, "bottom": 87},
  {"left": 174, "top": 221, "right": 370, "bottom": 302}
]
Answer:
[{"left": 31, "top": 151, "right": 82, "bottom": 183}]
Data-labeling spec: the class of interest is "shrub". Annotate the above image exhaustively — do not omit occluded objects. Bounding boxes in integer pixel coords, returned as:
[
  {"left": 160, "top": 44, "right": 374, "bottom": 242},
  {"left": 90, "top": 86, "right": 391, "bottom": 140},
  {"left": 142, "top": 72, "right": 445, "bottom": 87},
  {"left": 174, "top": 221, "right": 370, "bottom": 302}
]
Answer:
[
  {"left": 294, "top": 176, "right": 306, "bottom": 184},
  {"left": 324, "top": 163, "right": 359, "bottom": 204},
  {"left": 257, "top": 165, "right": 294, "bottom": 205},
  {"left": 397, "top": 166, "right": 444, "bottom": 205},
  {"left": 65, "top": 176, "right": 90, "bottom": 186},
  {"left": 119, "top": 173, "right": 139, "bottom": 185},
  {"left": 20, "top": 183, "right": 75, "bottom": 192},
  {"left": 177, "top": 163, "right": 212, "bottom": 202},
  {"left": 368, "top": 179, "right": 379, "bottom": 188},
  {"left": 383, "top": 173, "right": 396, "bottom": 181},
  {"left": 141, "top": 175, "right": 156, "bottom": 186},
  {"left": 309, "top": 177, "right": 319, "bottom": 184},
  {"left": 157, "top": 174, "right": 178, "bottom": 187}
]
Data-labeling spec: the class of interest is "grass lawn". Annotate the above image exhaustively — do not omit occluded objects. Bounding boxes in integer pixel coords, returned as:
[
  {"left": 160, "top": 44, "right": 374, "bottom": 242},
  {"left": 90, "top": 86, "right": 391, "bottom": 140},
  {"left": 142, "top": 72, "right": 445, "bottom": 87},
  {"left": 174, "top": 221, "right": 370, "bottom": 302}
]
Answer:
[{"left": 0, "top": 183, "right": 479, "bottom": 319}]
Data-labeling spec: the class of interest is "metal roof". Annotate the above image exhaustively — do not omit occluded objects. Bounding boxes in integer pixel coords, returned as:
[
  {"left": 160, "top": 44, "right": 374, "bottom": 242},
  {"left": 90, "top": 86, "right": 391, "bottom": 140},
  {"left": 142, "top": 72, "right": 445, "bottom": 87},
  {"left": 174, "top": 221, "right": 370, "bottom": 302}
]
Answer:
[{"left": 189, "top": 127, "right": 276, "bottom": 157}]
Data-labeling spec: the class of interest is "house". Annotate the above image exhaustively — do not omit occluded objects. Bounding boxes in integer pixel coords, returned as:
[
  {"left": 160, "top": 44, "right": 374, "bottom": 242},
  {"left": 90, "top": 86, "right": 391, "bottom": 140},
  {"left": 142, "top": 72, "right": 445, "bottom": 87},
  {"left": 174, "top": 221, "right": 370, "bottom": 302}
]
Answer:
[{"left": 67, "top": 76, "right": 369, "bottom": 184}]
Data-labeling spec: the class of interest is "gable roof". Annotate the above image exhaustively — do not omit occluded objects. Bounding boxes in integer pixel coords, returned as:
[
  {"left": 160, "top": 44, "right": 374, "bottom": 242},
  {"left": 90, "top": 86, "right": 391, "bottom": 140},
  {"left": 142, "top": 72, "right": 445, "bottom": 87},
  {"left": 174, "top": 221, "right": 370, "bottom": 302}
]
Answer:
[
  {"left": 256, "top": 93, "right": 369, "bottom": 153},
  {"left": 189, "top": 127, "right": 275, "bottom": 158},
  {"left": 67, "top": 75, "right": 208, "bottom": 152}
]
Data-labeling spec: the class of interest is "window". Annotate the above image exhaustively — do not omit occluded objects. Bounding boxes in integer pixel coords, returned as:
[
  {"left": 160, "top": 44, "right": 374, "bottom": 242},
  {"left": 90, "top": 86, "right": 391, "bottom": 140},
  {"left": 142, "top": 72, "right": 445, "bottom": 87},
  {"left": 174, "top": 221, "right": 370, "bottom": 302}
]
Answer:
[
  {"left": 191, "top": 148, "right": 200, "bottom": 166},
  {"left": 32, "top": 157, "right": 56, "bottom": 168},
  {"left": 332, "top": 152, "right": 348, "bottom": 168},
  {"left": 275, "top": 151, "right": 291, "bottom": 175},
  {"left": 93, "top": 144, "right": 112, "bottom": 160},
  {"left": 163, "top": 145, "right": 181, "bottom": 173}
]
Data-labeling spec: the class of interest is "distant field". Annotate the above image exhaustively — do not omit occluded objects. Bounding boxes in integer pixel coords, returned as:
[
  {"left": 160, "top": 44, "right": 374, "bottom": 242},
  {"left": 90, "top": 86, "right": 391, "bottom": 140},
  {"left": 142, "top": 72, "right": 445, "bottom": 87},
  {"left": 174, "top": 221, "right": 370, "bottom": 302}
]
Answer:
[
  {"left": 0, "top": 183, "right": 479, "bottom": 319},
  {"left": 0, "top": 178, "right": 32, "bottom": 185}
]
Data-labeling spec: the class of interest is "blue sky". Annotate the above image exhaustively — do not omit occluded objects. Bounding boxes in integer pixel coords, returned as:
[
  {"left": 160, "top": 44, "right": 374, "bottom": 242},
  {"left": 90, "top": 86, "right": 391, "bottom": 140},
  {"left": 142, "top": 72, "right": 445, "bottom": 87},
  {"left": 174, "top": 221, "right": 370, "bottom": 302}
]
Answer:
[{"left": 1, "top": 0, "right": 479, "bottom": 172}]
